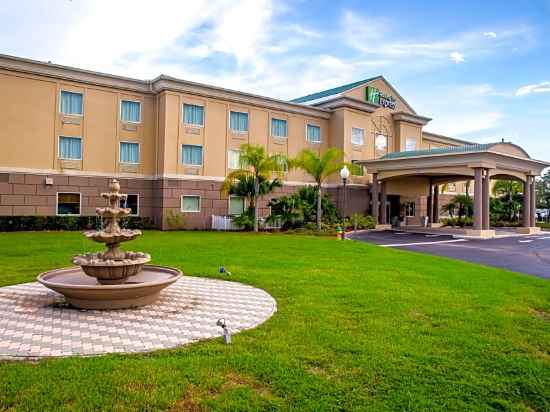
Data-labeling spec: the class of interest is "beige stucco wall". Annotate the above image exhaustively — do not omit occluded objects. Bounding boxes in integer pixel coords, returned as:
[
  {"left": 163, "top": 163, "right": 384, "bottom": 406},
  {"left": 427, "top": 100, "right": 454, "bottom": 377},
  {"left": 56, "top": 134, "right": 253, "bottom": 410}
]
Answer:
[{"left": 0, "top": 69, "right": 157, "bottom": 175}]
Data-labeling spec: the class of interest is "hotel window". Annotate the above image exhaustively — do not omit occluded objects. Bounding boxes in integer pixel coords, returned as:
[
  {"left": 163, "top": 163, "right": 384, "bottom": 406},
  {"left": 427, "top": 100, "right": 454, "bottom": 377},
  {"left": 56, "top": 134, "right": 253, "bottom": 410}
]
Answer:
[
  {"left": 405, "top": 137, "right": 417, "bottom": 151},
  {"left": 120, "top": 142, "right": 140, "bottom": 164},
  {"left": 230, "top": 111, "right": 248, "bottom": 132},
  {"left": 60, "top": 91, "right": 83, "bottom": 115},
  {"left": 351, "top": 127, "right": 364, "bottom": 146},
  {"left": 375, "top": 134, "right": 388, "bottom": 151},
  {"left": 447, "top": 183, "right": 457, "bottom": 193},
  {"left": 181, "top": 195, "right": 201, "bottom": 212},
  {"left": 229, "top": 195, "right": 245, "bottom": 216},
  {"left": 57, "top": 193, "right": 81, "bottom": 215},
  {"left": 271, "top": 118, "right": 288, "bottom": 138},
  {"left": 58, "top": 136, "right": 82, "bottom": 160},
  {"left": 404, "top": 201, "right": 415, "bottom": 217},
  {"left": 182, "top": 145, "right": 203, "bottom": 166},
  {"left": 351, "top": 160, "right": 364, "bottom": 176},
  {"left": 183, "top": 104, "right": 204, "bottom": 126},
  {"left": 124, "top": 194, "right": 139, "bottom": 216},
  {"left": 120, "top": 100, "right": 141, "bottom": 123},
  {"left": 306, "top": 124, "right": 321, "bottom": 143},
  {"left": 228, "top": 150, "right": 241, "bottom": 169}
]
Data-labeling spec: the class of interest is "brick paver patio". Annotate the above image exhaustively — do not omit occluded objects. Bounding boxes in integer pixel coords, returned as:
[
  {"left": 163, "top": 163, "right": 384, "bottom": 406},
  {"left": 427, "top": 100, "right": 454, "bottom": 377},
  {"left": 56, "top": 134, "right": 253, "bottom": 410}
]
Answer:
[{"left": 0, "top": 276, "right": 277, "bottom": 359}]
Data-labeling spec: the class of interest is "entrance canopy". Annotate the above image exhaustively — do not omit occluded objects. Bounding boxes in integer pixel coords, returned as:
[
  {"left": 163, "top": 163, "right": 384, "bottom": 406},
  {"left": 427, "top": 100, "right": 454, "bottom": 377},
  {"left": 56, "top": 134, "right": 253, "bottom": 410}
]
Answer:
[
  {"left": 357, "top": 142, "right": 549, "bottom": 183},
  {"left": 357, "top": 142, "right": 549, "bottom": 237}
]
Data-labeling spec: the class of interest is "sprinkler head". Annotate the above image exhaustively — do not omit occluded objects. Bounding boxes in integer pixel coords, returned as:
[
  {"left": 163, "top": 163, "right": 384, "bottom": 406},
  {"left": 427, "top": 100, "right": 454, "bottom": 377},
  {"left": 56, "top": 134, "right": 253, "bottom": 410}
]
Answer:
[{"left": 216, "top": 318, "right": 231, "bottom": 344}]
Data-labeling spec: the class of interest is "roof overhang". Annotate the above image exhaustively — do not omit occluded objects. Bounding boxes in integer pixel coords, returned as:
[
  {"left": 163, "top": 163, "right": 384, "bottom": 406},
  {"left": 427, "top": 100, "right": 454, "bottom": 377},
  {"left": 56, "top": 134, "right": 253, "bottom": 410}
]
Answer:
[
  {"left": 357, "top": 144, "right": 549, "bottom": 182},
  {"left": 392, "top": 111, "right": 431, "bottom": 126},
  {"left": 422, "top": 131, "right": 474, "bottom": 146},
  {"left": 313, "top": 96, "right": 378, "bottom": 113}
]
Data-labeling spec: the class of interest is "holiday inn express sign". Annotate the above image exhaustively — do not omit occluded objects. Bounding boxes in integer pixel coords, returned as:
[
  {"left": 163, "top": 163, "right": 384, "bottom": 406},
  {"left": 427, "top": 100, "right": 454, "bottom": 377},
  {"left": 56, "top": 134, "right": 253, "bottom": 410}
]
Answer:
[{"left": 366, "top": 86, "right": 397, "bottom": 109}]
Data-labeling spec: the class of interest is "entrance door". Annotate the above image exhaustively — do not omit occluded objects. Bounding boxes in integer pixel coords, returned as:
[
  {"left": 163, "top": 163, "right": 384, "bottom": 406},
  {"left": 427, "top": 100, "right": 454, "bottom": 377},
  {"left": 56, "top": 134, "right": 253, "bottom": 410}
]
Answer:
[{"left": 387, "top": 195, "right": 400, "bottom": 226}]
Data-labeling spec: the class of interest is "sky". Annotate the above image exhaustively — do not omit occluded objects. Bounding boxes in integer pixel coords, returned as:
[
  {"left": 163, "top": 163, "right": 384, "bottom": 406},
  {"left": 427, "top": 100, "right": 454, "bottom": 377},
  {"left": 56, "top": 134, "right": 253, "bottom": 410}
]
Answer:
[{"left": 1, "top": 0, "right": 549, "bottom": 157}]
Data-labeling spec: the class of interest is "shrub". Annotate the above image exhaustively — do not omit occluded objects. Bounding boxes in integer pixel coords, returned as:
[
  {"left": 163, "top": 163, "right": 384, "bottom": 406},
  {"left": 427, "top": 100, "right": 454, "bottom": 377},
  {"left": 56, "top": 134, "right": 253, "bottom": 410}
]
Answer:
[
  {"left": 164, "top": 210, "right": 186, "bottom": 230},
  {"left": 343, "top": 214, "right": 376, "bottom": 230},
  {"left": 0, "top": 215, "right": 155, "bottom": 232},
  {"left": 267, "top": 186, "right": 339, "bottom": 230},
  {"left": 232, "top": 207, "right": 255, "bottom": 231},
  {"left": 441, "top": 216, "right": 473, "bottom": 227}
]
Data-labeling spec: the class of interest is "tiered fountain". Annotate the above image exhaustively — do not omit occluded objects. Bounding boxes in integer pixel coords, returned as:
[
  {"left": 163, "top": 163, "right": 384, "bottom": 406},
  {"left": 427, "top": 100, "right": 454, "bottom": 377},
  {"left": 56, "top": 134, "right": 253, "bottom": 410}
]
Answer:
[{"left": 38, "top": 179, "right": 181, "bottom": 309}]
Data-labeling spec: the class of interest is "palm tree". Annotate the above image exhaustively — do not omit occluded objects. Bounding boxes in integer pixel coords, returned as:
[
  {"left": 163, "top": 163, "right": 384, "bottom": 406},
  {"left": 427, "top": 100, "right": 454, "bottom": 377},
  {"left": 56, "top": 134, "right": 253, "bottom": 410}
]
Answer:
[
  {"left": 222, "top": 144, "right": 287, "bottom": 232},
  {"left": 442, "top": 194, "right": 473, "bottom": 220},
  {"left": 292, "top": 148, "right": 350, "bottom": 231}
]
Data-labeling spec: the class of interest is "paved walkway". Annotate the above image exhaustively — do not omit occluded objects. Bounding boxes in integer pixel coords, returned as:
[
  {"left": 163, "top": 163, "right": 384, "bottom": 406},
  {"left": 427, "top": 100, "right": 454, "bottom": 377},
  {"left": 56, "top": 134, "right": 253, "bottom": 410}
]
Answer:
[
  {"left": 349, "top": 230, "right": 550, "bottom": 279},
  {"left": 0, "top": 276, "right": 276, "bottom": 359}
]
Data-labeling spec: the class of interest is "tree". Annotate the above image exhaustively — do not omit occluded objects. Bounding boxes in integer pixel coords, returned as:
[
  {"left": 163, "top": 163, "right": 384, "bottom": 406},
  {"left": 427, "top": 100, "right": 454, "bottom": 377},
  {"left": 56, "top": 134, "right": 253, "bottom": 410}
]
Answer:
[
  {"left": 491, "top": 179, "right": 523, "bottom": 222},
  {"left": 221, "top": 144, "right": 287, "bottom": 232},
  {"left": 536, "top": 170, "right": 550, "bottom": 222},
  {"left": 292, "top": 148, "right": 350, "bottom": 231},
  {"left": 226, "top": 175, "right": 282, "bottom": 230}
]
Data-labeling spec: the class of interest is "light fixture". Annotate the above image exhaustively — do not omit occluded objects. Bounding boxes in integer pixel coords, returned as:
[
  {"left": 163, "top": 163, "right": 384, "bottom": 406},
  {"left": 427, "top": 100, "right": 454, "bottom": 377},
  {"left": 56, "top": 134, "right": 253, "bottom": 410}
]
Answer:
[{"left": 340, "top": 165, "right": 350, "bottom": 182}]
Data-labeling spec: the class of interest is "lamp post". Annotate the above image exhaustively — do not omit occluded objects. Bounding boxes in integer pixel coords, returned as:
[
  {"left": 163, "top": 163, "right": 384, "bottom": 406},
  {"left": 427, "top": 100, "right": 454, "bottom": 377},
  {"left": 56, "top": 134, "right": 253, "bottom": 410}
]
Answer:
[{"left": 340, "top": 165, "right": 350, "bottom": 218}]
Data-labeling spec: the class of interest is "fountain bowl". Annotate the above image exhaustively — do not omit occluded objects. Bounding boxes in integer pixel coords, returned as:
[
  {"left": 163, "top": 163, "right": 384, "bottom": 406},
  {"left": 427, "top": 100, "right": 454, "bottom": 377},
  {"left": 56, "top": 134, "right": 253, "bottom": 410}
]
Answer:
[
  {"left": 73, "top": 252, "right": 151, "bottom": 285},
  {"left": 37, "top": 265, "right": 181, "bottom": 309}
]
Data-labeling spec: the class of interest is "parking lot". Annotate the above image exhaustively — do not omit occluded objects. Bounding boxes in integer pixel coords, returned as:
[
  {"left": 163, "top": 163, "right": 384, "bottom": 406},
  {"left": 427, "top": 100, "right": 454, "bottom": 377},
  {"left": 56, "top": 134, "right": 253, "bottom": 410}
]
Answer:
[{"left": 349, "top": 230, "right": 550, "bottom": 279}]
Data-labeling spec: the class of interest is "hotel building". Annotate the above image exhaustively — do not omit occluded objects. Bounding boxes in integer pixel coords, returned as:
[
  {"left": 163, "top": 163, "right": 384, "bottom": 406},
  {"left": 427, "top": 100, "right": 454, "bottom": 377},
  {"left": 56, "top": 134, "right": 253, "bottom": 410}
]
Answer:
[{"left": 0, "top": 54, "right": 546, "bottom": 235}]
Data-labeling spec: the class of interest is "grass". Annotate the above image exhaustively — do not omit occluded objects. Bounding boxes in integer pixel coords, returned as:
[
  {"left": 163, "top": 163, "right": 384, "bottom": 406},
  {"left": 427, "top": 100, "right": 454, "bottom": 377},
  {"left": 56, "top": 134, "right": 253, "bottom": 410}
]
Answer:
[{"left": 0, "top": 231, "right": 549, "bottom": 411}]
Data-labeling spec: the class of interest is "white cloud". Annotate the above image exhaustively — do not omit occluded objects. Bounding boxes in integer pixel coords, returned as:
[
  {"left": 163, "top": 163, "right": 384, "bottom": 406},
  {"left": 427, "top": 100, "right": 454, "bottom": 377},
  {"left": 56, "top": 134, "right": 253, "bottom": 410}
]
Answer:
[
  {"left": 319, "top": 55, "right": 347, "bottom": 70},
  {"left": 483, "top": 31, "right": 497, "bottom": 38},
  {"left": 0, "top": 2, "right": 539, "bottom": 104},
  {"left": 515, "top": 81, "right": 550, "bottom": 96},
  {"left": 341, "top": 11, "right": 533, "bottom": 69},
  {"left": 428, "top": 111, "right": 503, "bottom": 136},
  {"left": 288, "top": 24, "right": 322, "bottom": 39},
  {"left": 449, "top": 51, "right": 465, "bottom": 63}
]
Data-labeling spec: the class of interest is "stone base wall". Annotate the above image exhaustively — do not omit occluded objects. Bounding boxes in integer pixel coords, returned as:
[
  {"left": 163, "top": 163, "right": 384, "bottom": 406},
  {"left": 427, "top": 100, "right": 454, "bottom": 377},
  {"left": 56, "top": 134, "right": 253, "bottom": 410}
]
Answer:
[
  {"left": 156, "top": 178, "right": 302, "bottom": 230},
  {"left": 0, "top": 172, "right": 158, "bottom": 221},
  {"left": 0, "top": 172, "right": 377, "bottom": 230},
  {"left": 326, "top": 185, "right": 370, "bottom": 217}
]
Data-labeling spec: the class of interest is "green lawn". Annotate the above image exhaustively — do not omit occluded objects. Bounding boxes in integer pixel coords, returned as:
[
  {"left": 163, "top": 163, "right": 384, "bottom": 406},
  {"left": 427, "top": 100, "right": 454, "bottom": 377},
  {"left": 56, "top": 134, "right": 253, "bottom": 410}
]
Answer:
[{"left": 0, "top": 231, "right": 549, "bottom": 411}]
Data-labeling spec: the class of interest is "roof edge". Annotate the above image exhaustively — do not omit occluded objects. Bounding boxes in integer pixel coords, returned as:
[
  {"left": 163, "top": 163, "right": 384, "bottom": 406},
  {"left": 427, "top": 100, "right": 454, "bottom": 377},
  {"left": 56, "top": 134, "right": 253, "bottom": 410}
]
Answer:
[
  {"left": 289, "top": 76, "right": 382, "bottom": 104},
  {"left": 422, "top": 131, "right": 474, "bottom": 146},
  {"left": 0, "top": 53, "right": 331, "bottom": 119}
]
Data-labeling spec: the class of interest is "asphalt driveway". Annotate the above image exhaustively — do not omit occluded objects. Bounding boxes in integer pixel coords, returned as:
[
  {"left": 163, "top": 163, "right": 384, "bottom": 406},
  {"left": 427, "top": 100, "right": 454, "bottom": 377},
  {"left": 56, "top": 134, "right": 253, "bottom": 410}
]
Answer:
[{"left": 349, "top": 230, "right": 550, "bottom": 280}]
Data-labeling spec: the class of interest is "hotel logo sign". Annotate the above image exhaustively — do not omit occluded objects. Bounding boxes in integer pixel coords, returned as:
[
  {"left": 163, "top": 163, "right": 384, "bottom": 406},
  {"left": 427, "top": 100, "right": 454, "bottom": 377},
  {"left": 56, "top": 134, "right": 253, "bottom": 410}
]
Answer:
[{"left": 366, "top": 86, "right": 397, "bottom": 110}]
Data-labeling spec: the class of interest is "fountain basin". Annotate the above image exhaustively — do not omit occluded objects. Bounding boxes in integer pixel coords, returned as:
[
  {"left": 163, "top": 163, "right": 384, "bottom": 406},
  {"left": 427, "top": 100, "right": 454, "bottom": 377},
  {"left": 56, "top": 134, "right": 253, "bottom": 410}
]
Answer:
[
  {"left": 37, "top": 265, "right": 181, "bottom": 309},
  {"left": 73, "top": 253, "right": 151, "bottom": 284}
]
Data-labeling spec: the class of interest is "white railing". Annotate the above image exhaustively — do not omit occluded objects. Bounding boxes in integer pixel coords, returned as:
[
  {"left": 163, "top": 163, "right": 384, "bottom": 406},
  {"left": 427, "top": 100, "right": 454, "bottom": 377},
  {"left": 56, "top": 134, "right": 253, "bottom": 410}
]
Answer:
[
  {"left": 211, "top": 215, "right": 283, "bottom": 231},
  {"left": 211, "top": 215, "right": 240, "bottom": 231}
]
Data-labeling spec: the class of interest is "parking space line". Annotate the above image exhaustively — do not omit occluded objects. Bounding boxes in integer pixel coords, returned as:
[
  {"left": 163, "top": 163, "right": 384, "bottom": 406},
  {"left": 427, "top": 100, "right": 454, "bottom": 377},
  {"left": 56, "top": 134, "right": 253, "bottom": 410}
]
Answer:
[{"left": 380, "top": 239, "right": 468, "bottom": 247}]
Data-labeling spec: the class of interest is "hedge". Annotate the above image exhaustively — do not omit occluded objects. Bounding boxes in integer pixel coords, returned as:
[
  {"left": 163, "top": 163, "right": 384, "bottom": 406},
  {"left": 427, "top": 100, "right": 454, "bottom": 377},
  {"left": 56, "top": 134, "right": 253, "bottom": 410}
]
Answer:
[{"left": 0, "top": 216, "right": 156, "bottom": 232}]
